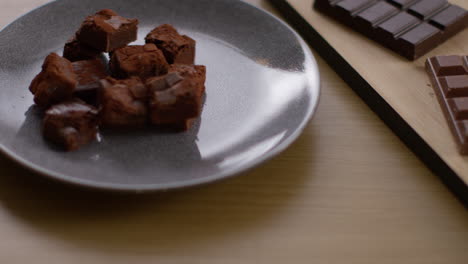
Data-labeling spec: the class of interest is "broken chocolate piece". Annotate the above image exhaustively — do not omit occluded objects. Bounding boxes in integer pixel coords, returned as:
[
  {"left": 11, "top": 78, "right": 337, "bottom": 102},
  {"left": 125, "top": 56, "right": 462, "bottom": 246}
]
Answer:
[
  {"left": 43, "top": 99, "right": 99, "bottom": 151},
  {"left": 145, "top": 24, "right": 196, "bottom": 64},
  {"left": 29, "top": 53, "right": 77, "bottom": 108},
  {"left": 109, "top": 44, "right": 169, "bottom": 80},
  {"left": 168, "top": 64, "right": 206, "bottom": 94},
  {"left": 72, "top": 59, "right": 108, "bottom": 104},
  {"left": 426, "top": 55, "right": 468, "bottom": 154},
  {"left": 76, "top": 9, "right": 138, "bottom": 52},
  {"left": 63, "top": 36, "right": 102, "bottom": 62},
  {"left": 314, "top": 0, "right": 468, "bottom": 60},
  {"left": 99, "top": 77, "right": 148, "bottom": 128}
]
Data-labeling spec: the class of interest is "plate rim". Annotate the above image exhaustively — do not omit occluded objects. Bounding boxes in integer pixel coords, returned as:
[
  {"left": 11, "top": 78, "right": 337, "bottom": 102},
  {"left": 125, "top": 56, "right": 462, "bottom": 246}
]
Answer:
[{"left": 0, "top": 0, "right": 321, "bottom": 192}]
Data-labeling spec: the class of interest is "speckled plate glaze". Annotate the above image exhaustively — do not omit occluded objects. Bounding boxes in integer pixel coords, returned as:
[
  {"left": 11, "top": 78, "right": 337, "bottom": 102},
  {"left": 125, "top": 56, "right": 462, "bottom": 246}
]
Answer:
[{"left": 0, "top": 0, "right": 320, "bottom": 192}]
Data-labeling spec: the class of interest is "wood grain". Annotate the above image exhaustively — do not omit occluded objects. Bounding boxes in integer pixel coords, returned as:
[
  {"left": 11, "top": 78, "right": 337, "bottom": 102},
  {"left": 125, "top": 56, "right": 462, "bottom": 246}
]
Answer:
[
  {"left": 0, "top": 1, "right": 466, "bottom": 263},
  {"left": 285, "top": 0, "right": 468, "bottom": 186}
]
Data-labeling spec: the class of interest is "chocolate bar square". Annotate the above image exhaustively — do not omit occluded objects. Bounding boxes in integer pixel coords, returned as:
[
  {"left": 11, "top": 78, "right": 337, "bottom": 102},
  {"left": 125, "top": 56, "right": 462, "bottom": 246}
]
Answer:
[
  {"left": 76, "top": 9, "right": 138, "bottom": 52},
  {"left": 109, "top": 44, "right": 169, "bottom": 80},
  {"left": 430, "top": 5, "right": 468, "bottom": 37},
  {"left": 145, "top": 24, "right": 196, "bottom": 64},
  {"left": 43, "top": 99, "right": 99, "bottom": 151},
  {"left": 426, "top": 55, "right": 468, "bottom": 154},
  {"left": 99, "top": 77, "right": 148, "bottom": 128},
  {"left": 29, "top": 53, "right": 77, "bottom": 108},
  {"left": 314, "top": 0, "right": 468, "bottom": 60}
]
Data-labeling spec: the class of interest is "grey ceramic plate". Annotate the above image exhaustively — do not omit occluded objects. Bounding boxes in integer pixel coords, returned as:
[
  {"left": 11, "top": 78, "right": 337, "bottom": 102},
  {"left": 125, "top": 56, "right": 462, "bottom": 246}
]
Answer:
[{"left": 0, "top": 0, "right": 319, "bottom": 192}]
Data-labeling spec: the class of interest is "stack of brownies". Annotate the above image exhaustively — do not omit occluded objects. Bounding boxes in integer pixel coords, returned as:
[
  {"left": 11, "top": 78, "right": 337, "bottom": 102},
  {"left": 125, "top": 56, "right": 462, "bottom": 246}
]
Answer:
[{"left": 29, "top": 9, "right": 206, "bottom": 151}]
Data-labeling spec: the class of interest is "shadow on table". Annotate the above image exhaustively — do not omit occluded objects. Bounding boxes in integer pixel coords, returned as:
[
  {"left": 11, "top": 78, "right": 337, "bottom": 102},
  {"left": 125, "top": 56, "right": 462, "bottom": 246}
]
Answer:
[{"left": 0, "top": 127, "right": 316, "bottom": 253}]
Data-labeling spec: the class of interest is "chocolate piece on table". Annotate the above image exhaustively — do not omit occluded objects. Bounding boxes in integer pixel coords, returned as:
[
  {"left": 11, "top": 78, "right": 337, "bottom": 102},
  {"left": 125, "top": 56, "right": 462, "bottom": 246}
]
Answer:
[
  {"left": 63, "top": 36, "right": 102, "bottom": 62},
  {"left": 99, "top": 77, "right": 148, "bottom": 128},
  {"left": 146, "top": 71, "right": 204, "bottom": 131},
  {"left": 43, "top": 99, "right": 99, "bottom": 151},
  {"left": 426, "top": 55, "right": 468, "bottom": 154},
  {"left": 145, "top": 24, "right": 196, "bottom": 64},
  {"left": 29, "top": 53, "right": 77, "bottom": 108},
  {"left": 76, "top": 9, "right": 138, "bottom": 52},
  {"left": 72, "top": 59, "right": 108, "bottom": 104},
  {"left": 109, "top": 44, "right": 169, "bottom": 80},
  {"left": 168, "top": 64, "right": 207, "bottom": 94},
  {"left": 314, "top": 0, "right": 468, "bottom": 60}
]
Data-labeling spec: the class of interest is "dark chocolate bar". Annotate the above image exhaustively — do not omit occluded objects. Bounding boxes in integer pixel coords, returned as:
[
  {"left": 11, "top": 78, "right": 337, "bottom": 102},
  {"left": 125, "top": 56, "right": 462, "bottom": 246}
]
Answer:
[
  {"left": 426, "top": 55, "right": 468, "bottom": 154},
  {"left": 314, "top": 0, "right": 468, "bottom": 60}
]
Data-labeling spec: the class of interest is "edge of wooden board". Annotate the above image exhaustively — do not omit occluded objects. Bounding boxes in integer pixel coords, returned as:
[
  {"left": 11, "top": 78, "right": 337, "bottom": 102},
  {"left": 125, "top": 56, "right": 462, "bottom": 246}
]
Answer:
[{"left": 268, "top": 0, "right": 468, "bottom": 207}]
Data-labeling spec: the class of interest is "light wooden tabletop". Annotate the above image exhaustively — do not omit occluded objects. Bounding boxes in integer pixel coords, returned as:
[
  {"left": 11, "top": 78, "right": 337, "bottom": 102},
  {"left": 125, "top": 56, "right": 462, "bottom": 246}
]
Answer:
[
  {"left": 0, "top": 0, "right": 467, "bottom": 263},
  {"left": 284, "top": 0, "right": 468, "bottom": 188}
]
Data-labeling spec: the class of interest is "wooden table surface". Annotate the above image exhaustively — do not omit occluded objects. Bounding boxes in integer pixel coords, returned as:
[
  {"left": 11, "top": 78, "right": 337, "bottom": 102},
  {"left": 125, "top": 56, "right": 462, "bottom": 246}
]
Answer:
[
  {"left": 282, "top": 0, "right": 468, "bottom": 188},
  {"left": 0, "top": 0, "right": 467, "bottom": 263}
]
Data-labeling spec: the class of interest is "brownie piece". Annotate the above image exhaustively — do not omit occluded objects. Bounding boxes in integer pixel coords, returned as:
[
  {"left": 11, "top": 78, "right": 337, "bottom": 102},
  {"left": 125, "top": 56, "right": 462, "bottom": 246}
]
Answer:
[
  {"left": 63, "top": 36, "right": 102, "bottom": 62},
  {"left": 43, "top": 99, "right": 99, "bottom": 151},
  {"left": 168, "top": 64, "right": 206, "bottom": 94},
  {"left": 109, "top": 44, "right": 169, "bottom": 80},
  {"left": 146, "top": 71, "right": 204, "bottom": 130},
  {"left": 72, "top": 59, "right": 108, "bottom": 104},
  {"left": 99, "top": 77, "right": 148, "bottom": 128},
  {"left": 29, "top": 53, "right": 77, "bottom": 108},
  {"left": 76, "top": 9, "right": 138, "bottom": 52},
  {"left": 145, "top": 24, "right": 196, "bottom": 64}
]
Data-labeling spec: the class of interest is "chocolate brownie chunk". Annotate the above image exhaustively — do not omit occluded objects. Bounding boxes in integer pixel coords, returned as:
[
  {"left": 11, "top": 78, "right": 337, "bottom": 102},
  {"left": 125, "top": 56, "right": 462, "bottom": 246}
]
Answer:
[
  {"left": 168, "top": 64, "right": 206, "bottom": 94},
  {"left": 43, "top": 99, "right": 99, "bottom": 151},
  {"left": 109, "top": 44, "right": 169, "bottom": 80},
  {"left": 63, "top": 36, "right": 102, "bottom": 62},
  {"left": 72, "top": 59, "right": 108, "bottom": 104},
  {"left": 29, "top": 53, "right": 77, "bottom": 108},
  {"left": 145, "top": 24, "right": 196, "bottom": 64},
  {"left": 76, "top": 9, "right": 138, "bottom": 52},
  {"left": 99, "top": 77, "right": 148, "bottom": 128},
  {"left": 146, "top": 71, "right": 204, "bottom": 130}
]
